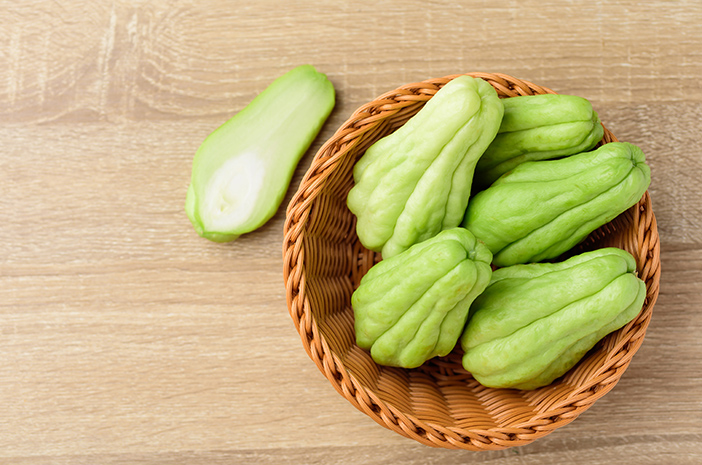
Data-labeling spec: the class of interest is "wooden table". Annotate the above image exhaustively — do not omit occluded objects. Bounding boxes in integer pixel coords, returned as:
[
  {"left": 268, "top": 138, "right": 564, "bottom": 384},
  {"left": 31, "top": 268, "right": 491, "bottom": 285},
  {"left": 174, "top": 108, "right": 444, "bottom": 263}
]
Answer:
[{"left": 2, "top": 1, "right": 700, "bottom": 463}]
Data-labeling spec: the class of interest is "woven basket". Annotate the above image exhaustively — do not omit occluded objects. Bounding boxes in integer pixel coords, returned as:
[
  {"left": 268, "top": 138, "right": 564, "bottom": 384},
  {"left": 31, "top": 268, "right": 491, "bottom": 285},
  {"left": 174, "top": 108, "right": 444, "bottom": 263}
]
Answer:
[{"left": 282, "top": 72, "right": 661, "bottom": 450}]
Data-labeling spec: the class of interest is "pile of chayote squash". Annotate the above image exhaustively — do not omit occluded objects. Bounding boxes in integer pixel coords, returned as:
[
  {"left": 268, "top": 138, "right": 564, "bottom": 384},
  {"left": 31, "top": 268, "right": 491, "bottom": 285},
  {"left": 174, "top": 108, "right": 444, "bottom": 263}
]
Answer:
[{"left": 347, "top": 76, "right": 651, "bottom": 390}]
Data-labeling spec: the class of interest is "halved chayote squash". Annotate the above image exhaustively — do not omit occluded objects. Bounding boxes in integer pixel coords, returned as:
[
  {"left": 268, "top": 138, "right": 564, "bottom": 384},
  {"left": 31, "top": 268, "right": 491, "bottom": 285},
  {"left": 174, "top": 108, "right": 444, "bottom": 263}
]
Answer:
[{"left": 186, "top": 65, "right": 335, "bottom": 242}]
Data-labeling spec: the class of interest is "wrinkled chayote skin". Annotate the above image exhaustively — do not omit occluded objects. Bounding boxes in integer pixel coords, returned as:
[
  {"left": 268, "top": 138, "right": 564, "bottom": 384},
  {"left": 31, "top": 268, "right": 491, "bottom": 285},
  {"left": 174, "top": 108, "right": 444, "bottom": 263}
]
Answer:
[
  {"left": 461, "top": 247, "right": 647, "bottom": 390},
  {"left": 352, "top": 228, "right": 493, "bottom": 369},
  {"left": 473, "top": 94, "right": 604, "bottom": 190},
  {"left": 347, "top": 76, "right": 503, "bottom": 259},
  {"left": 462, "top": 142, "right": 651, "bottom": 267}
]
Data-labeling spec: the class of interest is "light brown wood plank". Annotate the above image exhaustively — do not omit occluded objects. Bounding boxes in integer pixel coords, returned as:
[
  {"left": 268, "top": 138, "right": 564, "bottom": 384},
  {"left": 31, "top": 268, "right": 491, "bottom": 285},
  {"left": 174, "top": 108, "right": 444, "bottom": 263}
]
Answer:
[
  {"left": 1, "top": 1, "right": 701, "bottom": 124},
  {"left": 4, "top": 434, "right": 702, "bottom": 465}
]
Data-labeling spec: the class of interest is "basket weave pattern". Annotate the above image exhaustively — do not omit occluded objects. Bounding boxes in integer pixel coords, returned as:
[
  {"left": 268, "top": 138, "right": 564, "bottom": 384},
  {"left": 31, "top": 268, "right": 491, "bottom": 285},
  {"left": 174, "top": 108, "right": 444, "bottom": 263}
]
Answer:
[{"left": 282, "top": 73, "right": 661, "bottom": 450}]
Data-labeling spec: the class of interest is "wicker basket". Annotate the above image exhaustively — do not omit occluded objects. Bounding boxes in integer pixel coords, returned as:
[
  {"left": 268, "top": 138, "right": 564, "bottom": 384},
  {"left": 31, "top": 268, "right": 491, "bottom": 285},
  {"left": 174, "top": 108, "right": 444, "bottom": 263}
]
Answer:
[{"left": 282, "top": 72, "right": 661, "bottom": 450}]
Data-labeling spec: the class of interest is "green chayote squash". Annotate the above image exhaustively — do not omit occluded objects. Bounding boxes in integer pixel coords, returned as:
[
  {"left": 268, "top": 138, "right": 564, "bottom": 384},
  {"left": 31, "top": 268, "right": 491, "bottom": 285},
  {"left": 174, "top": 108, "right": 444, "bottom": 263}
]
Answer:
[
  {"left": 352, "top": 228, "right": 493, "bottom": 369},
  {"left": 185, "top": 65, "right": 335, "bottom": 242},
  {"left": 462, "top": 142, "right": 651, "bottom": 267},
  {"left": 461, "top": 247, "right": 646, "bottom": 390},
  {"left": 347, "top": 75, "right": 503, "bottom": 258},
  {"left": 473, "top": 94, "right": 604, "bottom": 190}
]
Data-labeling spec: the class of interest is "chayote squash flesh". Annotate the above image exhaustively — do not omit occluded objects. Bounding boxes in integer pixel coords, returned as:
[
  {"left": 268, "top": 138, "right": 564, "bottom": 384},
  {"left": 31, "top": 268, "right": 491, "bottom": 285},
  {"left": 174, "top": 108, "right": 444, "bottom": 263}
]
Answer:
[
  {"left": 352, "top": 228, "right": 493, "bottom": 369},
  {"left": 347, "top": 75, "right": 503, "bottom": 259},
  {"left": 473, "top": 94, "right": 604, "bottom": 190},
  {"left": 460, "top": 247, "right": 647, "bottom": 390},
  {"left": 462, "top": 142, "right": 651, "bottom": 268},
  {"left": 185, "top": 65, "right": 335, "bottom": 242}
]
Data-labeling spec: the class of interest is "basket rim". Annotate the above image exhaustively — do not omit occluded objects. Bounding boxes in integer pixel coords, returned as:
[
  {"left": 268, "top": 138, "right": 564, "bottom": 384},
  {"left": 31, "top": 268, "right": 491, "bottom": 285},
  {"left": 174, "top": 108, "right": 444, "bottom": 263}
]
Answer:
[{"left": 282, "top": 72, "right": 662, "bottom": 450}]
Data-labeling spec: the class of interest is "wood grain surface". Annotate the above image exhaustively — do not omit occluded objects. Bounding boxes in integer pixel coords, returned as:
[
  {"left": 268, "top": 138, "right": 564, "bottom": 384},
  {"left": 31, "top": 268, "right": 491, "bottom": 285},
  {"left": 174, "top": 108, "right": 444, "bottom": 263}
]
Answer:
[{"left": 1, "top": 1, "right": 701, "bottom": 463}]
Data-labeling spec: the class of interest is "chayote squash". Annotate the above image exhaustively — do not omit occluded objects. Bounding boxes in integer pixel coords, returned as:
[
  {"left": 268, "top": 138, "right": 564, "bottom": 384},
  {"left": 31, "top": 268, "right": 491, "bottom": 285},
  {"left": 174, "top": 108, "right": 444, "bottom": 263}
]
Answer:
[
  {"left": 185, "top": 65, "right": 335, "bottom": 242},
  {"left": 460, "top": 247, "right": 647, "bottom": 390},
  {"left": 462, "top": 142, "right": 651, "bottom": 267},
  {"left": 347, "top": 75, "right": 503, "bottom": 259},
  {"left": 473, "top": 94, "right": 604, "bottom": 190},
  {"left": 352, "top": 227, "right": 493, "bottom": 369}
]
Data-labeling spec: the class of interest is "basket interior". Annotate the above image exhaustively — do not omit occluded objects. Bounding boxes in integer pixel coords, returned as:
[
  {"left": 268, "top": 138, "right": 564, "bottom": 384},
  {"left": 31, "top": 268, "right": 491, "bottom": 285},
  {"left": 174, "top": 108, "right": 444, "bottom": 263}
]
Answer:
[{"left": 284, "top": 73, "right": 661, "bottom": 450}]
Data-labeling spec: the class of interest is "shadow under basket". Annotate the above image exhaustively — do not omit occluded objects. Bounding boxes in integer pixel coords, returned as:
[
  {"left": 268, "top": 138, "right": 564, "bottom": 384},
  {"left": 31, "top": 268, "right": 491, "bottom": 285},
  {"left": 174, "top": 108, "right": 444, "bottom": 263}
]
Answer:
[{"left": 282, "top": 72, "right": 661, "bottom": 451}]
